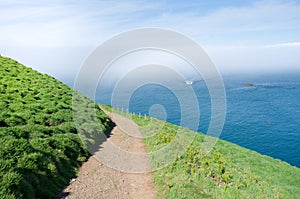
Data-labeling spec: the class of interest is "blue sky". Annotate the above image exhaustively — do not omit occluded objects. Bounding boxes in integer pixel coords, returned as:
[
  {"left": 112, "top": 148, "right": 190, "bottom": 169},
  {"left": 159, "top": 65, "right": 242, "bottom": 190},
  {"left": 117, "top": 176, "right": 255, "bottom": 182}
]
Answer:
[{"left": 1, "top": 0, "right": 300, "bottom": 82}]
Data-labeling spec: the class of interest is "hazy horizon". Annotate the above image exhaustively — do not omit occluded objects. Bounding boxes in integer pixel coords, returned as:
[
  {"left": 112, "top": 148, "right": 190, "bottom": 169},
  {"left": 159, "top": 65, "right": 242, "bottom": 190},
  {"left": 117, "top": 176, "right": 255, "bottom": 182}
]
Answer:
[{"left": 1, "top": 0, "right": 300, "bottom": 84}]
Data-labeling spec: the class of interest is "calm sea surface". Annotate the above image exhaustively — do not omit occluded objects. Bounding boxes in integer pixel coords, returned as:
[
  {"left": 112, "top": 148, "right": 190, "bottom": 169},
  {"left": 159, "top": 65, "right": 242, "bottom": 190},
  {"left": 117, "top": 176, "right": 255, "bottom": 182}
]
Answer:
[{"left": 96, "top": 73, "right": 300, "bottom": 167}]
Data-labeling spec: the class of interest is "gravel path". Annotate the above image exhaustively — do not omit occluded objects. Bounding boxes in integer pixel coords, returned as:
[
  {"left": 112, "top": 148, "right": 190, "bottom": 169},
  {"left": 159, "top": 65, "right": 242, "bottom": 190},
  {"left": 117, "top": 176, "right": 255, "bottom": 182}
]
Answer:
[{"left": 58, "top": 108, "right": 156, "bottom": 199}]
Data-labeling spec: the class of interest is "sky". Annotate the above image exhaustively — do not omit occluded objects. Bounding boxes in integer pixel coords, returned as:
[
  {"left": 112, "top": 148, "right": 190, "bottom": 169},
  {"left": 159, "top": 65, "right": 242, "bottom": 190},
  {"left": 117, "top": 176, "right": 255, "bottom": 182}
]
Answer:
[{"left": 1, "top": 0, "right": 300, "bottom": 84}]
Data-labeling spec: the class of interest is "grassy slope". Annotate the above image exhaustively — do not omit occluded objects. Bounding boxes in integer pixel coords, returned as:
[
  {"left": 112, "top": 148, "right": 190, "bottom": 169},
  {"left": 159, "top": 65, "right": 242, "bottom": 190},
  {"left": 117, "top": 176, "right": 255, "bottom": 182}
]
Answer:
[
  {"left": 0, "top": 56, "right": 112, "bottom": 199},
  {"left": 102, "top": 105, "right": 300, "bottom": 199}
]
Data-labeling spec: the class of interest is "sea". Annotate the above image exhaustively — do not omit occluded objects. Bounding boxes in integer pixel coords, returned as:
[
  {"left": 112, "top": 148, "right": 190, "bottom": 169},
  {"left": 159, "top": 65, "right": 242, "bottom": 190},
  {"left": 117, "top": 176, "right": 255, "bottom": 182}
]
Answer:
[{"left": 96, "top": 72, "right": 300, "bottom": 168}]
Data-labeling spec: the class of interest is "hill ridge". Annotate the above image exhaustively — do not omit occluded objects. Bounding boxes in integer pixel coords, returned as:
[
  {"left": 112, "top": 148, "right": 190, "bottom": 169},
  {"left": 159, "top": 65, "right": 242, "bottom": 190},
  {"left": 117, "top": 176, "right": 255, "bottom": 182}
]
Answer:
[{"left": 0, "top": 56, "right": 112, "bottom": 198}]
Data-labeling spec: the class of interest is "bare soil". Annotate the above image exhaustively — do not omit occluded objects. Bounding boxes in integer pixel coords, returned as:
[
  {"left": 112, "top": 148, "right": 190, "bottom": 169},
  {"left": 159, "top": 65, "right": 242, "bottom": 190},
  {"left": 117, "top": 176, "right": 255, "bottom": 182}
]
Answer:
[{"left": 58, "top": 108, "right": 156, "bottom": 199}]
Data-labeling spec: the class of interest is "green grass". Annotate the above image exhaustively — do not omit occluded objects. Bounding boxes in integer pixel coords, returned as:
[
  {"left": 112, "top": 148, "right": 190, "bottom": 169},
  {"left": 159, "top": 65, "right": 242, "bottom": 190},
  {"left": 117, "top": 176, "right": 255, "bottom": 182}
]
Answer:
[
  {"left": 0, "top": 56, "right": 112, "bottom": 199},
  {"left": 1, "top": 55, "right": 298, "bottom": 198},
  {"left": 101, "top": 105, "right": 300, "bottom": 199}
]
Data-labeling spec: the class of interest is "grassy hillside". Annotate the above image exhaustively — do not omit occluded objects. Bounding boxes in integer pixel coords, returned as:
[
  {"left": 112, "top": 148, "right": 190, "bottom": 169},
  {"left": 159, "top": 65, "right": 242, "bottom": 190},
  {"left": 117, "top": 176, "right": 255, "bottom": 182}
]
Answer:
[
  {"left": 102, "top": 105, "right": 300, "bottom": 199},
  {"left": 0, "top": 56, "right": 112, "bottom": 199}
]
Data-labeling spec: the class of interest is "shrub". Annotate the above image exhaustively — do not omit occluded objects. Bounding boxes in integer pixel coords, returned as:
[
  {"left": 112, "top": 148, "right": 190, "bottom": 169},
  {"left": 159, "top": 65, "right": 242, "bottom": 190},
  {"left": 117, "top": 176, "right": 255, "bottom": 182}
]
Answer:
[{"left": 0, "top": 56, "right": 112, "bottom": 198}]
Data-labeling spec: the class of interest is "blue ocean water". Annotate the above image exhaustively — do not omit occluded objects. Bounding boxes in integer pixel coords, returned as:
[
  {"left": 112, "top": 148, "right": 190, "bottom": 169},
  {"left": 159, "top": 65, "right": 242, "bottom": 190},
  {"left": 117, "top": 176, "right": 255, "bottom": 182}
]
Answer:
[{"left": 96, "top": 73, "right": 300, "bottom": 167}]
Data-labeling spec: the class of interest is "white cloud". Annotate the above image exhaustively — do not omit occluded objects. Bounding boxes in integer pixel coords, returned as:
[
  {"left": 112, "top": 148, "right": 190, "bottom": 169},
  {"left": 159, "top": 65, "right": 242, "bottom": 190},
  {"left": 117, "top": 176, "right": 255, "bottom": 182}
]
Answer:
[
  {"left": 265, "top": 42, "right": 300, "bottom": 48},
  {"left": 205, "top": 42, "right": 300, "bottom": 74},
  {"left": 0, "top": 0, "right": 299, "bottom": 80},
  {"left": 1, "top": 0, "right": 300, "bottom": 46},
  {"left": 0, "top": 1, "right": 161, "bottom": 46},
  {"left": 141, "top": 0, "right": 300, "bottom": 45}
]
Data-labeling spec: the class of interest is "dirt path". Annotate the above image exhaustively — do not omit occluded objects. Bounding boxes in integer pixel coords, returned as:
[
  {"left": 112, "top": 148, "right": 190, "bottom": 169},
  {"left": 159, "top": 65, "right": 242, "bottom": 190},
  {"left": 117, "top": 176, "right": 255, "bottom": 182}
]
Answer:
[{"left": 59, "top": 108, "right": 156, "bottom": 199}]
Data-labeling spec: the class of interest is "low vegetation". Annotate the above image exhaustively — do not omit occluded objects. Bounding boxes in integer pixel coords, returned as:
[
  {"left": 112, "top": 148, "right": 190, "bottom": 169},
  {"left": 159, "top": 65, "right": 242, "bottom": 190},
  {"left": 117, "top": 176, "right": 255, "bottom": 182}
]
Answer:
[
  {"left": 102, "top": 105, "right": 300, "bottom": 199},
  {"left": 1, "top": 55, "right": 299, "bottom": 198},
  {"left": 0, "top": 56, "right": 112, "bottom": 199}
]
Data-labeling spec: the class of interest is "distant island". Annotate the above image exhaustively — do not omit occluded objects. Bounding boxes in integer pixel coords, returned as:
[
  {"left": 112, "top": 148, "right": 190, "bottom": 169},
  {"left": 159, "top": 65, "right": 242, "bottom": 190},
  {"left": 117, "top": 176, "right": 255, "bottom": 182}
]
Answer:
[{"left": 245, "top": 83, "right": 256, "bottom": 87}]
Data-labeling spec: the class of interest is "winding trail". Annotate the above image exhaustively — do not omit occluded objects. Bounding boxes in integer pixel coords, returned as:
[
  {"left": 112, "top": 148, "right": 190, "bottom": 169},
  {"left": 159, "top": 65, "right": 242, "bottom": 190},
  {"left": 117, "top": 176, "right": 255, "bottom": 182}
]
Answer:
[{"left": 59, "top": 107, "right": 156, "bottom": 199}]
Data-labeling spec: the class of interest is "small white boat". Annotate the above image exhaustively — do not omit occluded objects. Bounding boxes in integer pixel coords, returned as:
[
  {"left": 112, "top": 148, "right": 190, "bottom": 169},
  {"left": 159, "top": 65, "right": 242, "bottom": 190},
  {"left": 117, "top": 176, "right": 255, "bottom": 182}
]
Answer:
[{"left": 185, "top": 80, "right": 193, "bottom": 85}]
